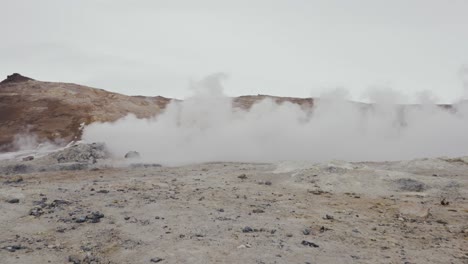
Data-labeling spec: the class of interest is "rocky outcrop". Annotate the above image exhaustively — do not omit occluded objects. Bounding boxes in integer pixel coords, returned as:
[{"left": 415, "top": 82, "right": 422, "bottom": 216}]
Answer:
[
  {"left": 52, "top": 143, "right": 109, "bottom": 164},
  {"left": 0, "top": 73, "right": 34, "bottom": 84}
]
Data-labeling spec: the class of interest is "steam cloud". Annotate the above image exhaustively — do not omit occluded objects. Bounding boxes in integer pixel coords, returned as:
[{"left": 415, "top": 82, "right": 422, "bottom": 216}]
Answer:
[{"left": 82, "top": 74, "right": 468, "bottom": 165}]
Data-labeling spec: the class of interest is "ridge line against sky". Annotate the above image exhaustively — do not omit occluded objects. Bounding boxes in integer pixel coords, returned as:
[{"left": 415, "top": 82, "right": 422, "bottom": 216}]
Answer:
[{"left": 1, "top": 0, "right": 468, "bottom": 103}]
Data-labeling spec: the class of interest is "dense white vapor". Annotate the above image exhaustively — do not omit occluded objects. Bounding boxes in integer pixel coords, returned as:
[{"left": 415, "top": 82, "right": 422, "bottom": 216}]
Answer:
[{"left": 82, "top": 75, "right": 468, "bottom": 165}]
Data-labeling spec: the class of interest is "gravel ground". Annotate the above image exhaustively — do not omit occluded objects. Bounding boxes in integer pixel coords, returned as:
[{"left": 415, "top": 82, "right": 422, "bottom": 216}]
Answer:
[{"left": 0, "top": 157, "right": 467, "bottom": 264}]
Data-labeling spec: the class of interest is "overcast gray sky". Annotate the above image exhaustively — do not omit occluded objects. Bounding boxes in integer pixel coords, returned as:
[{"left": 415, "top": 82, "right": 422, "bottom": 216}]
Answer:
[{"left": 1, "top": 0, "right": 467, "bottom": 102}]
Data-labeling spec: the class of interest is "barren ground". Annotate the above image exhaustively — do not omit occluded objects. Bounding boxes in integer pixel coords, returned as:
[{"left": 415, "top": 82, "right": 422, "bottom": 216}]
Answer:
[{"left": 1, "top": 157, "right": 467, "bottom": 264}]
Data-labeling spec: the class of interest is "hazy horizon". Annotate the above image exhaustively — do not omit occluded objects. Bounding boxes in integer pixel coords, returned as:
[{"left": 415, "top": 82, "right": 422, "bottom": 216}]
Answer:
[{"left": 1, "top": 0, "right": 468, "bottom": 103}]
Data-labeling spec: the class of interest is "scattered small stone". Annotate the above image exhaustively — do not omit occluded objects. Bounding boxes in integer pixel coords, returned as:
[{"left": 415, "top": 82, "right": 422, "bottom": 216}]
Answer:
[
  {"left": 29, "top": 207, "right": 44, "bottom": 217},
  {"left": 97, "top": 190, "right": 109, "bottom": 194},
  {"left": 150, "top": 257, "right": 164, "bottom": 263},
  {"left": 324, "top": 214, "right": 334, "bottom": 220},
  {"left": 238, "top": 174, "right": 247, "bottom": 179},
  {"left": 252, "top": 209, "right": 264, "bottom": 214},
  {"left": 436, "top": 219, "right": 448, "bottom": 225},
  {"left": 68, "top": 255, "right": 82, "bottom": 264},
  {"left": 301, "top": 240, "right": 319, "bottom": 248},
  {"left": 308, "top": 189, "right": 325, "bottom": 195},
  {"left": 86, "top": 211, "right": 104, "bottom": 223},
  {"left": 124, "top": 216, "right": 131, "bottom": 220},
  {"left": 6, "top": 198, "right": 19, "bottom": 203},
  {"left": 3, "top": 245, "right": 23, "bottom": 252},
  {"left": 286, "top": 233, "right": 293, "bottom": 237},
  {"left": 264, "top": 181, "right": 272, "bottom": 186},
  {"left": 441, "top": 198, "right": 449, "bottom": 206},
  {"left": 302, "top": 229, "right": 311, "bottom": 235},
  {"left": 217, "top": 209, "right": 225, "bottom": 212},
  {"left": 242, "top": 226, "right": 254, "bottom": 233}
]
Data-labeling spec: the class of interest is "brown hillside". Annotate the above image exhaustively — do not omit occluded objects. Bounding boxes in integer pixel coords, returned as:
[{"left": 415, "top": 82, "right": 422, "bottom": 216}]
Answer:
[{"left": 0, "top": 74, "right": 171, "bottom": 151}]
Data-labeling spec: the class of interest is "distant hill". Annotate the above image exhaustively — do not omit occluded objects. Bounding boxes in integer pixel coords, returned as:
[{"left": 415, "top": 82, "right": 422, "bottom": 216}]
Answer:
[
  {"left": 1, "top": 73, "right": 462, "bottom": 152},
  {"left": 0, "top": 73, "right": 171, "bottom": 151}
]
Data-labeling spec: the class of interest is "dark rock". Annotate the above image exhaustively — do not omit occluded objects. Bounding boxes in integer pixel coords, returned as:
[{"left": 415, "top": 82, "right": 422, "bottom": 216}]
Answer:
[
  {"left": 150, "top": 257, "right": 164, "bottom": 263},
  {"left": 3, "top": 245, "right": 24, "bottom": 252},
  {"left": 308, "top": 189, "right": 325, "bottom": 195},
  {"left": 22, "top": 156, "right": 34, "bottom": 161},
  {"left": 50, "top": 199, "right": 71, "bottom": 207},
  {"left": 395, "top": 178, "right": 427, "bottom": 192},
  {"left": 75, "top": 217, "right": 86, "bottom": 223},
  {"left": 86, "top": 211, "right": 104, "bottom": 223},
  {"left": 29, "top": 207, "right": 44, "bottom": 217},
  {"left": 436, "top": 219, "right": 448, "bottom": 225},
  {"left": 324, "top": 214, "right": 334, "bottom": 220},
  {"left": 242, "top": 226, "right": 254, "bottom": 233},
  {"left": 264, "top": 181, "right": 272, "bottom": 186},
  {"left": 238, "top": 174, "right": 247, "bottom": 179},
  {"left": 7, "top": 198, "right": 19, "bottom": 203},
  {"left": 301, "top": 240, "right": 319, "bottom": 248},
  {"left": 97, "top": 190, "right": 109, "bottom": 194},
  {"left": 125, "top": 151, "right": 141, "bottom": 159},
  {"left": 0, "top": 73, "right": 34, "bottom": 84},
  {"left": 441, "top": 198, "right": 449, "bottom": 206},
  {"left": 83, "top": 255, "right": 99, "bottom": 263},
  {"left": 68, "top": 255, "right": 81, "bottom": 264},
  {"left": 252, "top": 209, "right": 265, "bottom": 213},
  {"left": 3, "top": 176, "right": 23, "bottom": 184},
  {"left": 130, "top": 163, "right": 161, "bottom": 168}
]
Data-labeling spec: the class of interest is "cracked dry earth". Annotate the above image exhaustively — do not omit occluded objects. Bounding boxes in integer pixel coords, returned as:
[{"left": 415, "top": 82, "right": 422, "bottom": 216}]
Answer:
[{"left": 1, "top": 160, "right": 467, "bottom": 264}]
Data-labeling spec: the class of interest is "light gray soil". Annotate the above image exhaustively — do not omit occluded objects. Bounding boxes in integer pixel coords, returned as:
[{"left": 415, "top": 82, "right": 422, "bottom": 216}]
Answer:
[{"left": 0, "top": 158, "right": 467, "bottom": 263}]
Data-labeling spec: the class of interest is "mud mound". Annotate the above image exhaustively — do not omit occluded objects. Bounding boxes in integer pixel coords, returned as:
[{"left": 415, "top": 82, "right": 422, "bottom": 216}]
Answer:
[{"left": 51, "top": 143, "right": 109, "bottom": 164}]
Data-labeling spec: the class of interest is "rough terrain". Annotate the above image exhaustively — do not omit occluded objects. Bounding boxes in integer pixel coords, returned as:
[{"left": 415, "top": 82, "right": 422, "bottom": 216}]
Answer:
[{"left": 0, "top": 146, "right": 467, "bottom": 263}]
